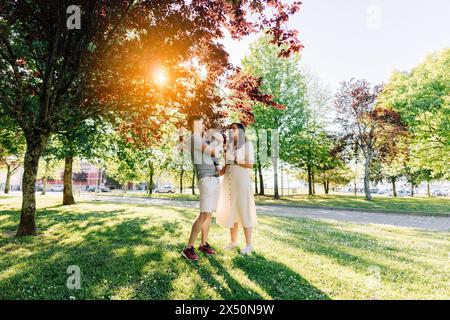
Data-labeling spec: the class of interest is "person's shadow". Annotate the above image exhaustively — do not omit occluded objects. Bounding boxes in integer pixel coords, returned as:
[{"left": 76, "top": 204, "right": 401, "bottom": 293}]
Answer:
[
  {"left": 233, "top": 253, "right": 330, "bottom": 300},
  {"left": 193, "top": 254, "right": 264, "bottom": 299}
]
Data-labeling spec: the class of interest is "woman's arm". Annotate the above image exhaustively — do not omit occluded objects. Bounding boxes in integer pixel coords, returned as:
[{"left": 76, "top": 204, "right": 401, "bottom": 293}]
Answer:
[{"left": 239, "top": 163, "right": 254, "bottom": 169}]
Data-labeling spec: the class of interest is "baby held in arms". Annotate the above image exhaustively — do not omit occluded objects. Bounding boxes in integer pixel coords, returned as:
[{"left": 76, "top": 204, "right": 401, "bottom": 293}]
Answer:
[{"left": 205, "top": 122, "right": 225, "bottom": 175}]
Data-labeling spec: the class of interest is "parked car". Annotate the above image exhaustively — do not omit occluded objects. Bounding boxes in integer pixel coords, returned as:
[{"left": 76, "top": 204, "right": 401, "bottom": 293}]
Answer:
[
  {"left": 416, "top": 188, "right": 428, "bottom": 196},
  {"left": 432, "top": 189, "right": 449, "bottom": 197},
  {"left": 50, "top": 185, "right": 64, "bottom": 192},
  {"left": 88, "top": 186, "right": 110, "bottom": 192},
  {"left": 154, "top": 185, "right": 175, "bottom": 193},
  {"left": 387, "top": 189, "right": 411, "bottom": 197}
]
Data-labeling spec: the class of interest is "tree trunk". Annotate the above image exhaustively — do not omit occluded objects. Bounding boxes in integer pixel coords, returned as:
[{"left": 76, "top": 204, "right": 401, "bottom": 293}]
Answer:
[
  {"left": 63, "top": 156, "right": 76, "bottom": 205},
  {"left": 256, "top": 131, "right": 264, "bottom": 196},
  {"left": 148, "top": 164, "right": 154, "bottom": 195},
  {"left": 254, "top": 167, "right": 258, "bottom": 194},
  {"left": 42, "top": 174, "right": 47, "bottom": 195},
  {"left": 323, "top": 180, "right": 329, "bottom": 194},
  {"left": 353, "top": 179, "right": 357, "bottom": 197},
  {"left": 410, "top": 181, "right": 414, "bottom": 197},
  {"left": 363, "top": 153, "right": 372, "bottom": 201},
  {"left": 17, "top": 134, "right": 48, "bottom": 237},
  {"left": 179, "top": 166, "right": 184, "bottom": 194},
  {"left": 312, "top": 172, "right": 316, "bottom": 195},
  {"left": 191, "top": 170, "right": 196, "bottom": 195},
  {"left": 4, "top": 165, "right": 11, "bottom": 194},
  {"left": 391, "top": 176, "right": 397, "bottom": 197},
  {"left": 272, "top": 129, "right": 280, "bottom": 200},
  {"left": 273, "top": 160, "right": 279, "bottom": 200},
  {"left": 258, "top": 162, "right": 264, "bottom": 195},
  {"left": 427, "top": 180, "right": 431, "bottom": 197},
  {"left": 307, "top": 164, "right": 313, "bottom": 195}
]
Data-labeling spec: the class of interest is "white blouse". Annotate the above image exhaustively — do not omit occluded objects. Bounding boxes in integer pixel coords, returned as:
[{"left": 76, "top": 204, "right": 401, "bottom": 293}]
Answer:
[{"left": 225, "top": 141, "right": 254, "bottom": 165}]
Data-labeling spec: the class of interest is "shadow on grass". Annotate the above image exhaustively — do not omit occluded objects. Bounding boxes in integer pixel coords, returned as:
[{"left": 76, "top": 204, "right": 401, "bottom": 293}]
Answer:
[
  {"left": 0, "top": 210, "right": 182, "bottom": 299},
  {"left": 193, "top": 254, "right": 264, "bottom": 299},
  {"left": 233, "top": 253, "right": 330, "bottom": 300},
  {"left": 260, "top": 216, "right": 437, "bottom": 277}
]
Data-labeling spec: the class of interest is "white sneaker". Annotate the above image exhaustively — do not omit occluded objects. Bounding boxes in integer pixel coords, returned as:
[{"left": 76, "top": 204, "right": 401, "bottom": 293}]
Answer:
[
  {"left": 240, "top": 244, "right": 253, "bottom": 255},
  {"left": 224, "top": 242, "right": 238, "bottom": 250}
]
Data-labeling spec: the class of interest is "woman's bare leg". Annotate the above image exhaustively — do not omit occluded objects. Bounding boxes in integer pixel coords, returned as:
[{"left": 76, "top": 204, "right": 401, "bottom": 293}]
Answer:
[
  {"left": 230, "top": 222, "right": 239, "bottom": 244},
  {"left": 243, "top": 227, "right": 252, "bottom": 246}
]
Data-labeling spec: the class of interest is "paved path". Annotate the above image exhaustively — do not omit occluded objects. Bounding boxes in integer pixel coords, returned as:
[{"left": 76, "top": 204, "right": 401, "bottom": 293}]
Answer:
[{"left": 81, "top": 195, "right": 450, "bottom": 232}]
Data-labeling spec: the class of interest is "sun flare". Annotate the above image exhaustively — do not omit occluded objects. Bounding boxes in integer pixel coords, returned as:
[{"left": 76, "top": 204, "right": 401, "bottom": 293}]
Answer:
[{"left": 154, "top": 68, "right": 167, "bottom": 85}]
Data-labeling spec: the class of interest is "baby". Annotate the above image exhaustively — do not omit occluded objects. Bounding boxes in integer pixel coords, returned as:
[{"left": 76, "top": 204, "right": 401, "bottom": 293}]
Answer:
[{"left": 204, "top": 121, "right": 225, "bottom": 175}]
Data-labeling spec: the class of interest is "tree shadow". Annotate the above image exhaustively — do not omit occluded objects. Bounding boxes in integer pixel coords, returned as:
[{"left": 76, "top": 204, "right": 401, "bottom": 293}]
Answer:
[
  {"left": 191, "top": 254, "right": 264, "bottom": 299},
  {"left": 233, "top": 253, "right": 330, "bottom": 300},
  {"left": 259, "top": 216, "right": 437, "bottom": 276},
  {"left": 0, "top": 215, "right": 182, "bottom": 299}
]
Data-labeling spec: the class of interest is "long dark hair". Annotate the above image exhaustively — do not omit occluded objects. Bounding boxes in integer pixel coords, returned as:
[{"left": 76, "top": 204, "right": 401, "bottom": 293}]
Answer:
[{"left": 228, "top": 122, "right": 246, "bottom": 149}]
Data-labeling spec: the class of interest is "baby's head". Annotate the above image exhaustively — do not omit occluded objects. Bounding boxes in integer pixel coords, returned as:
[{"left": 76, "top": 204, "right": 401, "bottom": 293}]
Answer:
[{"left": 205, "top": 128, "right": 224, "bottom": 144}]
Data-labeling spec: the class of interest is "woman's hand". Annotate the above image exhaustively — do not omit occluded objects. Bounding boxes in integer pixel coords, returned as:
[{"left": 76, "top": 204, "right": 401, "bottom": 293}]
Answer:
[{"left": 219, "top": 166, "right": 227, "bottom": 176}]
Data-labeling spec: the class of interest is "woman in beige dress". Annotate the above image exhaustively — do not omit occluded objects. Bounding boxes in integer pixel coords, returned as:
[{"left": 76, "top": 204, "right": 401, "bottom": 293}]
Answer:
[{"left": 217, "top": 123, "right": 257, "bottom": 255}]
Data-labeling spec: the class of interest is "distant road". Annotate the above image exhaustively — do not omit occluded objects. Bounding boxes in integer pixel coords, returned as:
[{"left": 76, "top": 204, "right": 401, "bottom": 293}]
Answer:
[
  {"left": 81, "top": 194, "right": 450, "bottom": 232},
  {"left": 2, "top": 192, "right": 448, "bottom": 231}
]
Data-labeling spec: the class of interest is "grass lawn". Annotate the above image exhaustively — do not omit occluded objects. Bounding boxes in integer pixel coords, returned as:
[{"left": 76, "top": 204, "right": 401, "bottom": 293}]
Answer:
[
  {"left": 256, "top": 194, "right": 450, "bottom": 215},
  {"left": 98, "top": 192, "right": 450, "bottom": 215},
  {"left": 0, "top": 196, "right": 449, "bottom": 300}
]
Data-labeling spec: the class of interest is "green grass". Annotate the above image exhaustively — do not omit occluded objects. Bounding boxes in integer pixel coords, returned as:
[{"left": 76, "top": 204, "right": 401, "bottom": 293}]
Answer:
[
  {"left": 101, "top": 192, "right": 199, "bottom": 201},
  {"left": 98, "top": 192, "right": 450, "bottom": 215},
  {"left": 0, "top": 196, "right": 449, "bottom": 300},
  {"left": 255, "top": 194, "right": 450, "bottom": 215}
]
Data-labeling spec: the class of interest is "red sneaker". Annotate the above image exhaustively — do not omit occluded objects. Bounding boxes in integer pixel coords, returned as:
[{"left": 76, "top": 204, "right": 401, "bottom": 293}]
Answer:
[
  {"left": 198, "top": 242, "right": 217, "bottom": 255},
  {"left": 182, "top": 246, "right": 199, "bottom": 261}
]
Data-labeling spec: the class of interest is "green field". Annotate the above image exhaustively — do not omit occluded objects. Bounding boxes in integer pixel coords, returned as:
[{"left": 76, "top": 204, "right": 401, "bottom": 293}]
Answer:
[
  {"left": 95, "top": 192, "right": 450, "bottom": 215},
  {"left": 0, "top": 196, "right": 449, "bottom": 300},
  {"left": 256, "top": 194, "right": 450, "bottom": 215}
]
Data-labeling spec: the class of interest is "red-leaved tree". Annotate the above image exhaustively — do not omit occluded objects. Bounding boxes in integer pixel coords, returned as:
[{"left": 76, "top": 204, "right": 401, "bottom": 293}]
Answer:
[{"left": 334, "top": 79, "right": 405, "bottom": 200}]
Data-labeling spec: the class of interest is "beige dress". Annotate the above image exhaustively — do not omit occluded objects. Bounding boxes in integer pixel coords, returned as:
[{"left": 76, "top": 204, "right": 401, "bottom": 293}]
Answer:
[{"left": 216, "top": 141, "right": 257, "bottom": 228}]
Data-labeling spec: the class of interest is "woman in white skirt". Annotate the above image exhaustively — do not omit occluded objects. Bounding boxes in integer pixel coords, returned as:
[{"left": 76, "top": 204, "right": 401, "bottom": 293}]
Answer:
[{"left": 217, "top": 123, "right": 257, "bottom": 255}]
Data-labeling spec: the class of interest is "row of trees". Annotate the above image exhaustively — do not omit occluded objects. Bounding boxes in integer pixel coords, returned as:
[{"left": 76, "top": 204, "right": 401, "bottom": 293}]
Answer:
[
  {"left": 229, "top": 35, "right": 351, "bottom": 198},
  {"left": 228, "top": 38, "right": 449, "bottom": 201},
  {"left": 1, "top": 1, "right": 448, "bottom": 236},
  {"left": 334, "top": 48, "right": 449, "bottom": 200},
  {"left": 3, "top": 36, "right": 447, "bottom": 208}
]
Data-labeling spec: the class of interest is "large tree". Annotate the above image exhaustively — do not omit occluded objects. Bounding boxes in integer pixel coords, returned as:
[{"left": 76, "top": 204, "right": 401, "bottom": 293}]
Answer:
[
  {"left": 334, "top": 79, "right": 404, "bottom": 201},
  {"left": 235, "top": 34, "right": 308, "bottom": 199},
  {"left": 283, "top": 130, "right": 334, "bottom": 195},
  {"left": 45, "top": 117, "right": 111, "bottom": 204},
  {"left": 1, "top": 0, "right": 302, "bottom": 235},
  {"left": 378, "top": 48, "right": 450, "bottom": 180}
]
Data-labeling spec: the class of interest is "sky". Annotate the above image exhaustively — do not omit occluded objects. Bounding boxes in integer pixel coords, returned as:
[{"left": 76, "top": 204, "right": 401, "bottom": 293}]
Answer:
[{"left": 222, "top": 0, "right": 450, "bottom": 92}]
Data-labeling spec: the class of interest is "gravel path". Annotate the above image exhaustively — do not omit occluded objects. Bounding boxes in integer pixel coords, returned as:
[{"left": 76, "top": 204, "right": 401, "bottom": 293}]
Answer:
[{"left": 82, "top": 195, "right": 450, "bottom": 232}]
